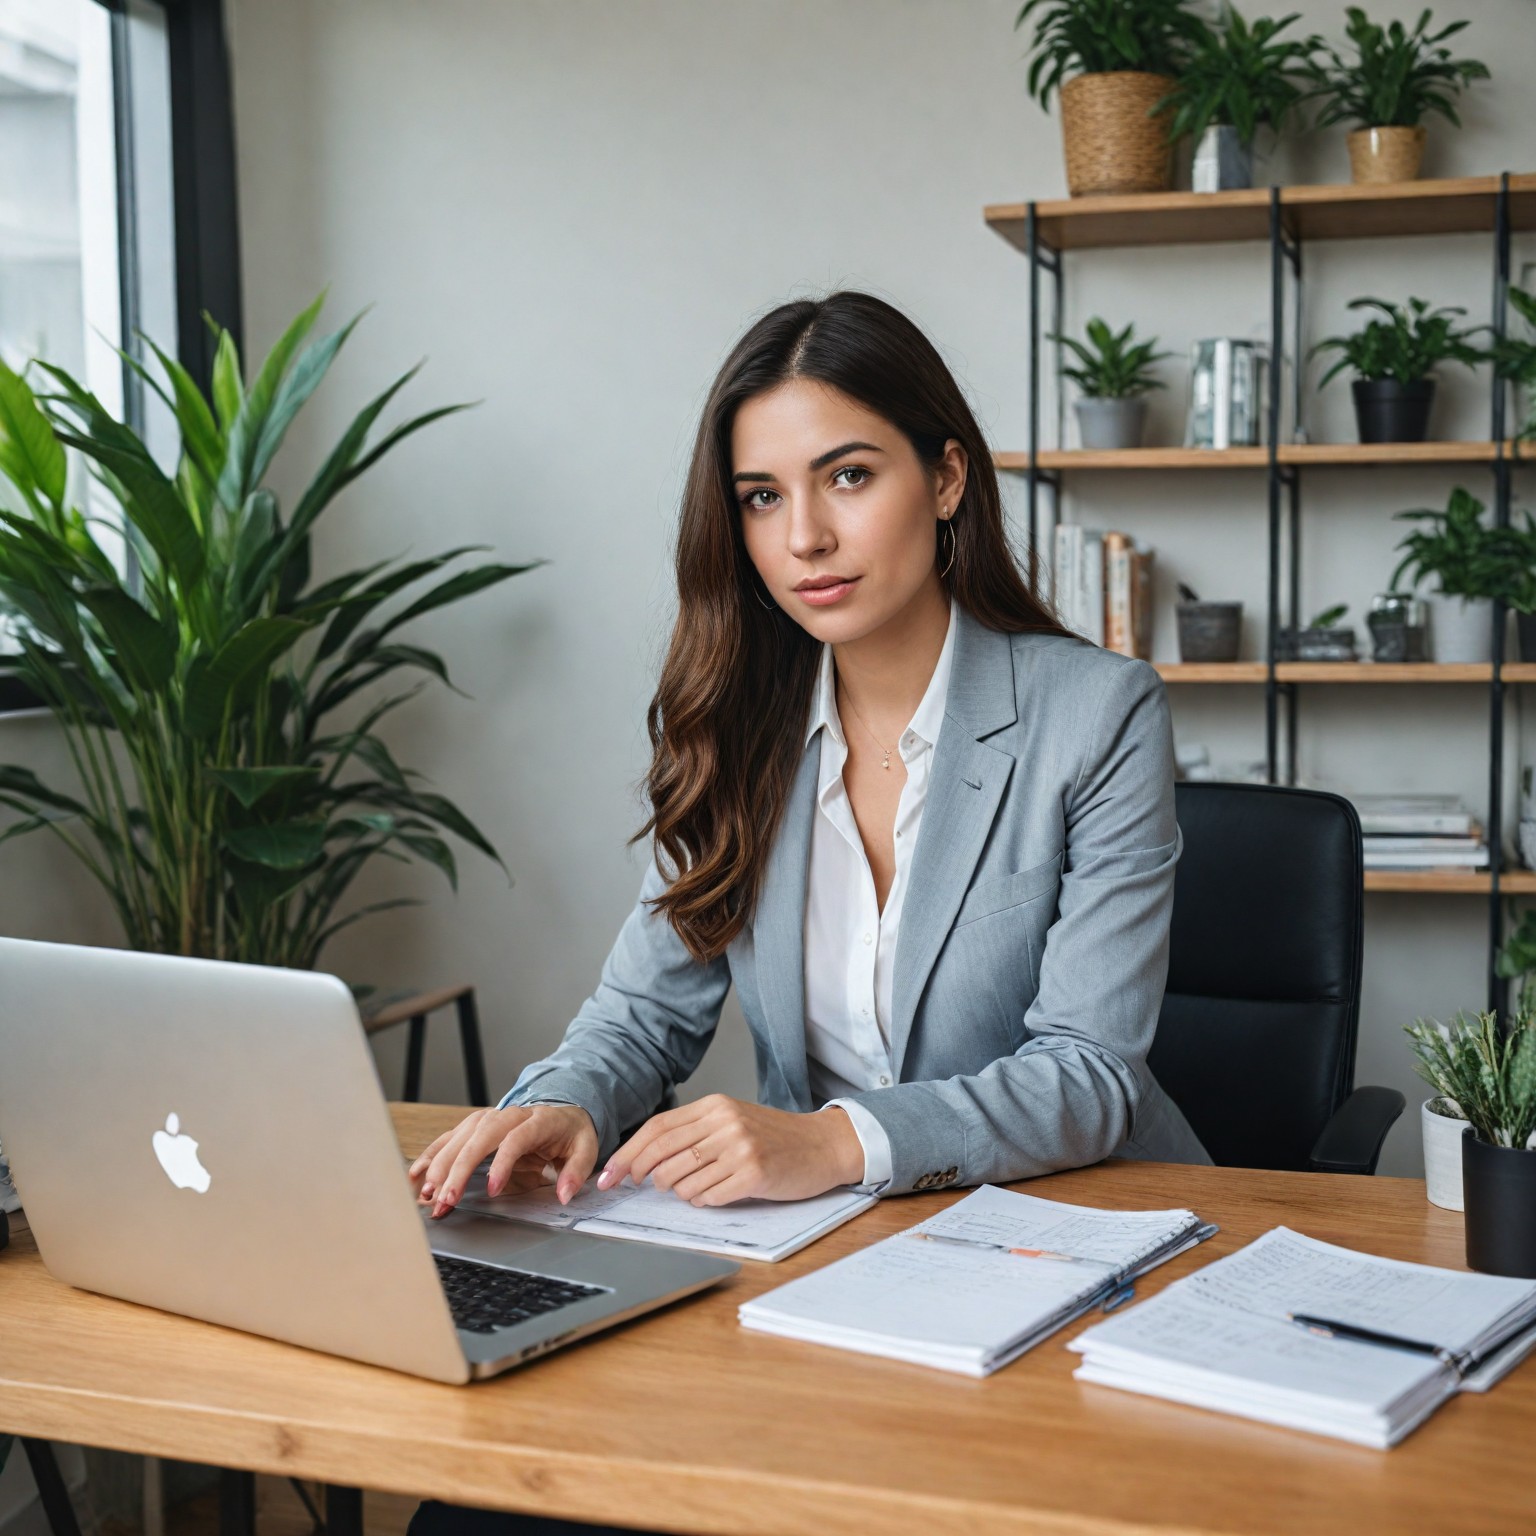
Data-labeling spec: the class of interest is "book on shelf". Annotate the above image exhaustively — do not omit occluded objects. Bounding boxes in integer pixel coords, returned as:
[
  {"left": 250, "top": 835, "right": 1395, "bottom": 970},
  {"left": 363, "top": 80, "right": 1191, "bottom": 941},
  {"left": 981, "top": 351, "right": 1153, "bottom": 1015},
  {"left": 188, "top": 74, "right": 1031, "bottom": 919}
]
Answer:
[
  {"left": 1346, "top": 792, "right": 1476, "bottom": 837},
  {"left": 1052, "top": 524, "right": 1153, "bottom": 660},
  {"left": 1364, "top": 845, "right": 1489, "bottom": 870},
  {"left": 738, "top": 1184, "right": 1216, "bottom": 1376},
  {"left": 1069, "top": 1226, "right": 1536, "bottom": 1449}
]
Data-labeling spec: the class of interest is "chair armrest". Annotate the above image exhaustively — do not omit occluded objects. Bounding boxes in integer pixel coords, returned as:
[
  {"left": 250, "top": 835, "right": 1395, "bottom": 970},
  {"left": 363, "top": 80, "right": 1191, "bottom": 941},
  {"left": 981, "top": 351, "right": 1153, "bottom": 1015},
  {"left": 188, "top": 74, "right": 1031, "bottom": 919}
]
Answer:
[{"left": 1307, "top": 1085, "right": 1406, "bottom": 1175}]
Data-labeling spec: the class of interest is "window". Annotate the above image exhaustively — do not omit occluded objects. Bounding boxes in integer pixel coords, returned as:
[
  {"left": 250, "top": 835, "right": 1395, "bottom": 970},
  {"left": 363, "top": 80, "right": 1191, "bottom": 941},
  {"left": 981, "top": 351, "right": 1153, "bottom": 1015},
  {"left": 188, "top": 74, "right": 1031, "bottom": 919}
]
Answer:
[{"left": 0, "top": 0, "right": 238, "bottom": 709}]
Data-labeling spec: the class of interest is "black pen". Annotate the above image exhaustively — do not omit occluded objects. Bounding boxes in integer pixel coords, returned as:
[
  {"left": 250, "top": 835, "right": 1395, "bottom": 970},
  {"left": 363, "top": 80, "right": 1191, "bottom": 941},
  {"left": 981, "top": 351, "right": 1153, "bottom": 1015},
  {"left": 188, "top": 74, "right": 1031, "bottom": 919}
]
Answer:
[{"left": 1287, "top": 1312, "right": 1460, "bottom": 1370}]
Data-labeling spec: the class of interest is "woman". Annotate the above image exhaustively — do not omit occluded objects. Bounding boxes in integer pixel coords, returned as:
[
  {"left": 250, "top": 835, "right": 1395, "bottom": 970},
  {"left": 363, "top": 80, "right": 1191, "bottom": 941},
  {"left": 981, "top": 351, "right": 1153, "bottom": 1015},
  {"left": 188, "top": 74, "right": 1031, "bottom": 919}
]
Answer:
[
  {"left": 411, "top": 287, "right": 1208, "bottom": 1229},
  {"left": 407, "top": 293, "right": 1210, "bottom": 1533}
]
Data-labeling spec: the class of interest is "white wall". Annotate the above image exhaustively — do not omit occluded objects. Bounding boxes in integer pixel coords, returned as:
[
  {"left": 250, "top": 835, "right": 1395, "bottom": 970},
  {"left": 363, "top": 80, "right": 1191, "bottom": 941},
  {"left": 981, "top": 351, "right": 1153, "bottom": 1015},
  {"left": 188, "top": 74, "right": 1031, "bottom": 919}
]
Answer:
[{"left": 13, "top": 0, "right": 1531, "bottom": 1175}]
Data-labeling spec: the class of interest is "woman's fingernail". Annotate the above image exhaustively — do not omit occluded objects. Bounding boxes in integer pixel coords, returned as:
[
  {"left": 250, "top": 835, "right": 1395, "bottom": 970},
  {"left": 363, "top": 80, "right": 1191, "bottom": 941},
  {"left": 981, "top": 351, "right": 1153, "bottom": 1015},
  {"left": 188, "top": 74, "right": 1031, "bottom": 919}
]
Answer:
[
  {"left": 421, "top": 1183, "right": 434, "bottom": 1200},
  {"left": 596, "top": 1169, "right": 613, "bottom": 1189}
]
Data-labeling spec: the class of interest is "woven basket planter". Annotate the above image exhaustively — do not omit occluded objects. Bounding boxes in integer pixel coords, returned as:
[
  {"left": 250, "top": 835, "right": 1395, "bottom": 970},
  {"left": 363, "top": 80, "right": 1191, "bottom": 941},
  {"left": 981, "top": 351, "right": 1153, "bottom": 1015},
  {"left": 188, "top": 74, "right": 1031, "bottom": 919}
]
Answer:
[
  {"left": 1059, "top": 72, "right": 1176, "bottom": 197},
  {"left": 1347, "top": 125, "right": 1427, "bottom": 184}
]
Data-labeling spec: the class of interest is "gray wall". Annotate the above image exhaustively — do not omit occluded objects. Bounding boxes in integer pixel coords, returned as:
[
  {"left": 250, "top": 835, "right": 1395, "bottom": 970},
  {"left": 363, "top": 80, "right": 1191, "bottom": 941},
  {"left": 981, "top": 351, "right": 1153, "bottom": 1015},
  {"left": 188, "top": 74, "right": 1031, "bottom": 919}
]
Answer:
[{"left": 6, "top": 0, "right": 1533, "bottom": 1176}]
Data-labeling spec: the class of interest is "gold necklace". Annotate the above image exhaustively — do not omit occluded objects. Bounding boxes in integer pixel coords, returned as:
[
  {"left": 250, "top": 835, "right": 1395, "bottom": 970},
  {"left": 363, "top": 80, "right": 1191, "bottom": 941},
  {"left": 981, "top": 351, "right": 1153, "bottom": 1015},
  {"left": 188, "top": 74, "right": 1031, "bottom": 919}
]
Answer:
[{"left": 839, "top": 683, "right": 897, "bottom": 771}]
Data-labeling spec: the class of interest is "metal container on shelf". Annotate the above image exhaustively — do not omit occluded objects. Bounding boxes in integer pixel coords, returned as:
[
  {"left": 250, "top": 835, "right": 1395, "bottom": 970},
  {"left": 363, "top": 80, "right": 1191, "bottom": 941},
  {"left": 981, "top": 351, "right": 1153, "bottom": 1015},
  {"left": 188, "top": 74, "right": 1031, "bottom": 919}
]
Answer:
[
  {"left": 1185, "top": 338, "right": 1268, "bottom": 449},
  {"left": 1366, "top": 592, "right": 1428, "bottom": 663}
]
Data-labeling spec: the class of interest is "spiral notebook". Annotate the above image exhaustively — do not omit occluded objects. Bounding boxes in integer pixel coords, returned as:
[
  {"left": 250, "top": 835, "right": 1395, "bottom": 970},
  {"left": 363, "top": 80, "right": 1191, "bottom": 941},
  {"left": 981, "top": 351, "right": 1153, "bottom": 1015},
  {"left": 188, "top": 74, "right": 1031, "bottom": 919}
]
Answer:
[
  {"left": 1069, "top": 1227, "right": 1536, "bottom": 1448},
  {"left": 738, "top": 1185, "right": 1216, "bottom": 1375}
]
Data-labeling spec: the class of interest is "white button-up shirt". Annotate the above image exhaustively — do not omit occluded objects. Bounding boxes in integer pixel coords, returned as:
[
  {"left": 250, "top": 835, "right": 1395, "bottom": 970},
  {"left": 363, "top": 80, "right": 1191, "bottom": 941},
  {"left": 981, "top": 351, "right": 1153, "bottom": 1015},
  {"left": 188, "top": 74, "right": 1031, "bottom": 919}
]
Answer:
[{"left": 805, "top": 596, "right": 958, "bottom": 1192}]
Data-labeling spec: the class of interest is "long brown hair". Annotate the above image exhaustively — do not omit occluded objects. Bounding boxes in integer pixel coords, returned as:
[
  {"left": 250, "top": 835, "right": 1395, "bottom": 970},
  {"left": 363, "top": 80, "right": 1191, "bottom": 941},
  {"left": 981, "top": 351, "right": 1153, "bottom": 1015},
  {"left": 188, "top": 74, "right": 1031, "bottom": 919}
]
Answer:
[{"left": 634, "top": 290, "right": 1072, "bottom": 962}]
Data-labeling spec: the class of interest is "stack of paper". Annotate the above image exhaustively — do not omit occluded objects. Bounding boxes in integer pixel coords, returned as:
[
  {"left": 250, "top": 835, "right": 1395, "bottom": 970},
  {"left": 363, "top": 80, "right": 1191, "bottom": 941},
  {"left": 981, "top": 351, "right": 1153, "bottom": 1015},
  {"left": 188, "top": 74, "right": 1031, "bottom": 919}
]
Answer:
[
  {"left": 738, "top": 1185, "right": 1214, "bottom": 1375},
  {"left": 455, "top": 1171, "right": 876, "bottom": 1262},
  {"left": 1070, "top": 1227, "right": 1536, "bottom": 1447}
]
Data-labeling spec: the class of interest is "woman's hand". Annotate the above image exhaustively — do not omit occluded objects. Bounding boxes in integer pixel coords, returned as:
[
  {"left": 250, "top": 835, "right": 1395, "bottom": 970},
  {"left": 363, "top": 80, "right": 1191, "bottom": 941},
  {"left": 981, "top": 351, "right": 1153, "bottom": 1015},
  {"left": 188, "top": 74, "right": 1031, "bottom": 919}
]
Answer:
[
  {"left": 407, "top": 1102, "right": 599, "bottom": 1218},
  {"left": 597, "top": 1095, "right": 865, "bottom": 1205}
]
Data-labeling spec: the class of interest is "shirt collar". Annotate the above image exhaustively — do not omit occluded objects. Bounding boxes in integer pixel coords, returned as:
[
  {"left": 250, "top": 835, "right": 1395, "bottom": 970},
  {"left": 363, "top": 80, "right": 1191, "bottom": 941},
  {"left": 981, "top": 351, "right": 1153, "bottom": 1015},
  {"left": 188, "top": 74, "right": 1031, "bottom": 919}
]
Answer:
[{"left": 804, "top": 595, "right": 959, "bottom": 753}]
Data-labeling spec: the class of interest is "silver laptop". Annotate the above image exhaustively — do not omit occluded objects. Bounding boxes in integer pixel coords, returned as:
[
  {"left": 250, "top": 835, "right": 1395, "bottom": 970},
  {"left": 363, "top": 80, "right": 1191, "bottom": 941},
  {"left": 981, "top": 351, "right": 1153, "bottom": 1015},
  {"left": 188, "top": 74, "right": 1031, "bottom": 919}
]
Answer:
[{"left": 0, "top": 936, "right": 737, "bottom": 1383}]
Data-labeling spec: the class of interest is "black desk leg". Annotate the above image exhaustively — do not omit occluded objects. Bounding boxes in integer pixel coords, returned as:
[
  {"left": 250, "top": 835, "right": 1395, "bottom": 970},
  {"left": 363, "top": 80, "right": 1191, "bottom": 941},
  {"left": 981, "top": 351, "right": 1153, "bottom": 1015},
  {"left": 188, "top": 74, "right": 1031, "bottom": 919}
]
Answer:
[
  {"left": 219, "top": 1469, "right": 257, "bottom": 1536},
  {"left": 325, "top": 1483, "right": 365, "bottom": 1536},
  {"left": 20, "top": 1440, "right": 82, "bottom": 1536},
  {"left": 403, "top": 1014, "right": 426, "bottom": 1102},
  {"left": 455, "top": 991, "right": 490, "bottom": 1107}
]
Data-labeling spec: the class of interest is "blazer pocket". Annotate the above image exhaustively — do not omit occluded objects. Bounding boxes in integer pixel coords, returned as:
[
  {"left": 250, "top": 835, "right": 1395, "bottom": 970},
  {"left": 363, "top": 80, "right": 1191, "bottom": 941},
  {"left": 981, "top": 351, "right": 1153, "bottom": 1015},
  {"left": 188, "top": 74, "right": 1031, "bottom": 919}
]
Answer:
[{"left": 953, "top": 850, "right": 1063, "bottom": 929}]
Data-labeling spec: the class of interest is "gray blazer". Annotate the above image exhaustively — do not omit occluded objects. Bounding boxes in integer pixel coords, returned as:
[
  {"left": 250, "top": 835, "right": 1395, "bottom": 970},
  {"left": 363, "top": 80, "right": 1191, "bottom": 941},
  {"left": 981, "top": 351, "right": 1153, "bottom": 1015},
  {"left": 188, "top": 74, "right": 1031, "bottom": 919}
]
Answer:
[{"left": 501, "top": 603, "right": 1212, "bottom": 1195}]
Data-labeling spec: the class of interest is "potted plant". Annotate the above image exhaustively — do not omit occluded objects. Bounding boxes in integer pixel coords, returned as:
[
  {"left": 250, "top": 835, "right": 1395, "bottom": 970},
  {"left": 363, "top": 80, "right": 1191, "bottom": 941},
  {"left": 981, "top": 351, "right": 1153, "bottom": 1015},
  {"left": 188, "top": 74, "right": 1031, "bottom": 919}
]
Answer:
[
  {"left": 1491, "top": 284, "right": 1536, "bottom": 446},
  {"left": 1302, "top": 6, "right": 1490, "bottom": 184},
  {"left": 1388, "top": 488, "right": 1527, "bottom": 664},
  {"left": 1014, "top": 0, "right": 1205, "bottom": 196},
  {"left": 1500, "top": 507, "right": 1536, "bottom": 662},
  {"left": 0, "top": 296, "right": 534, "bottom": 970},
  {"left": 1277, "top": 602, "right": 1357, "bottom": 662},
  {"left": 1312, "top": 296, "right": 1488, "bottom": 444},
  {"left": 1175, "top": 581, "right": 1242, "bottom": 663},
  {"left": 1154, "top": 6, "right": 1321, "bottom": 193},
  {"left": 1052, "top": 316, "right": 1169, "bottom": 449},
  {"left": 1407, "top": 1010, "right": 1536, "bottom": 1277}
]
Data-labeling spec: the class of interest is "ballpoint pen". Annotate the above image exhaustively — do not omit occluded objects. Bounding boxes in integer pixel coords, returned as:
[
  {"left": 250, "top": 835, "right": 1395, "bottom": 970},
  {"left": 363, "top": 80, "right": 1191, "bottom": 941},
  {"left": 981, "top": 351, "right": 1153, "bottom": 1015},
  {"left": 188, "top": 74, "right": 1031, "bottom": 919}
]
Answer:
[
  {"left": 1287, "top": 1312, "right": 1462, "bottom": 1370},
  {"left": 909, "top": 1230, "right": 1108, "bottom": 1264}
]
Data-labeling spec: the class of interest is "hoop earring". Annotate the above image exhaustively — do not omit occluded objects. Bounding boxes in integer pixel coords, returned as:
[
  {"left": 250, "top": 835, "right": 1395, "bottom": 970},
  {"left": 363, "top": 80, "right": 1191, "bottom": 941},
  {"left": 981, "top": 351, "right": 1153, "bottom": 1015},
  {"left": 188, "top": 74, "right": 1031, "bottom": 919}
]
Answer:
[
  {"left": 752, "top": 581, "right": 777, "bottom": 611},
  {"left": 938, "top": 516, "right": 957, "bottom": 579}
]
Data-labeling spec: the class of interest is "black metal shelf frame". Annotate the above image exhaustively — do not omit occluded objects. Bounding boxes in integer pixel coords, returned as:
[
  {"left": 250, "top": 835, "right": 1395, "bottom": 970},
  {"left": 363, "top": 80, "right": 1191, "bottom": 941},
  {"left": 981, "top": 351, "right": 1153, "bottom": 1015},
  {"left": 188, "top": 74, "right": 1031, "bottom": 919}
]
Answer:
[{"left": 1016, "top": 173, "right": 1521, "bottom": 1015}]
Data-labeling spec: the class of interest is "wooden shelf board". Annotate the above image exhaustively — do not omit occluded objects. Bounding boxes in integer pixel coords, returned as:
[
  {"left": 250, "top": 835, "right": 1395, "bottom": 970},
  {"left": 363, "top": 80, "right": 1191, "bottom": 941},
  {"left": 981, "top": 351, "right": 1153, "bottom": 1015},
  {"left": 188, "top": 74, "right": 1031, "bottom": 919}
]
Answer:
[
  {"left": 997, "top": 442, "right": 1524, "bottom": 473},
  {"left": 1365, "top": 869, "right": 1536, "bottom": 894},
  {"left": 1156, "top": 662, "right": 1536, "bottom": 684},
  {"left": 984, "top": 174, "right": 1536, "bottom": 253},
  {"left": 1155, "top": 663, "right": 1269, "bottom": 683}
]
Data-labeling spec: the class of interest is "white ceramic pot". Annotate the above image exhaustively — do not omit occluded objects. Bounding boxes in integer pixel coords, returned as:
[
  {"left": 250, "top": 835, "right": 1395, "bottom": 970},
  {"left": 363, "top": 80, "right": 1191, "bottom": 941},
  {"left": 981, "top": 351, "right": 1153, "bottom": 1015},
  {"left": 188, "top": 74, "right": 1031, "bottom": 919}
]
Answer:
[
  {"left": 1425, "top": 591, "right": 1494, "bottom": 664},
  {"left": 1422, "top": 1095, "right": 1470, "bottom": 1210}
]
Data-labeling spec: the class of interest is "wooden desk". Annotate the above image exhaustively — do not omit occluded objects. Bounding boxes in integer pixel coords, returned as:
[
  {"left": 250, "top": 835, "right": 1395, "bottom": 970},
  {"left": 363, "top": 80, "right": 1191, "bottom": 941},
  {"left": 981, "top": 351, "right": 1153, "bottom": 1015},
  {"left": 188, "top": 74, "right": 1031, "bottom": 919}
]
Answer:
[{"left": 1, "top": 1103, "right": 1531, "bottom": 1536}]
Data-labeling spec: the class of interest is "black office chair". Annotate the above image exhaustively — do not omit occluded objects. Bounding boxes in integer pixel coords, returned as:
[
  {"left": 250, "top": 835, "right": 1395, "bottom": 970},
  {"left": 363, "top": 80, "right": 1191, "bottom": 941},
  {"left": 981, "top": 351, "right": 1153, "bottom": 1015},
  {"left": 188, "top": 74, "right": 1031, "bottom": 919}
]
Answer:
[{"left": 1148, "top": 781, "right": 1404, "bottom": 1175}]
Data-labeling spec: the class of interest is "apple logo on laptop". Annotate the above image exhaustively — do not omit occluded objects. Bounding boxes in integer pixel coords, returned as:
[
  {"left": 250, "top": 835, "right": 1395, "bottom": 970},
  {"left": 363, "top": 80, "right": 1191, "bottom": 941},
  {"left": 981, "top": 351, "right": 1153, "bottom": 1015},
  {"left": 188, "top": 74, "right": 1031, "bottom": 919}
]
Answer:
[{"left": 152, "top": 1113, "right": 211, "bottom": 1193}]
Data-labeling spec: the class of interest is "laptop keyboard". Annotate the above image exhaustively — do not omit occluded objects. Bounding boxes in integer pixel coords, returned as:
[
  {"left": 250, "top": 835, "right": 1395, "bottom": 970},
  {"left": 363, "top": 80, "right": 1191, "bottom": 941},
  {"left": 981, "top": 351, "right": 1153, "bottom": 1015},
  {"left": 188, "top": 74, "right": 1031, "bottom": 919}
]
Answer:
[{"left": 433, "top": 1253, "right": 607, "bottom": 1334}]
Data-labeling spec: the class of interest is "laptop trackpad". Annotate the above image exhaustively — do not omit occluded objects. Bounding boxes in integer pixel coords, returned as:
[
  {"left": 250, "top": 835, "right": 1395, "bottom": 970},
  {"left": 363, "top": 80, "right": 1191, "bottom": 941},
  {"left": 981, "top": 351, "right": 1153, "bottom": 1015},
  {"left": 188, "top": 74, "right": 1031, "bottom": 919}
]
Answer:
[{"left": 422, "top": 1207, "right": 568, "bottom": 1264}]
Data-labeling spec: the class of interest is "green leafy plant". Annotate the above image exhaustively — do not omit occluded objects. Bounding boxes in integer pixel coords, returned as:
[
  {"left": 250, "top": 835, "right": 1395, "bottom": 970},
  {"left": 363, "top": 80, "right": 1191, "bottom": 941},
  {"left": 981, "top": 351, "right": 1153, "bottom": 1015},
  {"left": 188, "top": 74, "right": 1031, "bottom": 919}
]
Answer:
[
  {"left": 1312, "top": 296, "right": 1488, "bottom": 387},
  {"left": 1304, "top": 6, "right": 1490, "bottom": 130},
  {"left": 1406, "top": 1008, "right": 1536, "bottom": 1149},
  {"left": 1388, "top": 487, "right": 1532, "bottom": 602},
  {"left": 0, "top": 295, "right": 537, "bottom": 970},
  {"left": 1308, "top": 603, "right": 1348, "bottom": 629},
  {"left": 1155, "top": 7, "right": 1321, "bottom": 147},
  {"left": 1497, "top": 906, "right": 1536, "bottom": 1004},
  {"left": 1491, "top": 285, "right": 1536, "bottom": 444},
  {"left": 1013, "top": 0, "right": 1205, "bottom": 108},
  {"left": 1052, "top": 317, "right": 1170, "bottom": 399}
]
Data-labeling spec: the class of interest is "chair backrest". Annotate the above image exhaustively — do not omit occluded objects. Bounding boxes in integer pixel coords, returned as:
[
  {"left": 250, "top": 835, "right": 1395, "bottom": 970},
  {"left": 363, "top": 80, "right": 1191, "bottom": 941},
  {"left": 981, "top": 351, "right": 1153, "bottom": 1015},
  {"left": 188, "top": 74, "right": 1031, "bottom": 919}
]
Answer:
[{"left": 1148, "top": 781, "right": 1364, "bottom": 1171}]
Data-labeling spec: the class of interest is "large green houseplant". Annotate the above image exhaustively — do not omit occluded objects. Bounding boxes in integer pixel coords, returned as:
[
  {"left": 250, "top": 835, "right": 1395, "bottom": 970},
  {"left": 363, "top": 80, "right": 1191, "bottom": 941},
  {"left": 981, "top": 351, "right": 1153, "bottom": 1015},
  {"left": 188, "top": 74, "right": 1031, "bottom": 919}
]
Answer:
[
  {"left": 1303, "top": 6, "right": 1490, "bottom": 184},
  {"left": 0, "top": 295, "right": 534, "bottom": 972}
]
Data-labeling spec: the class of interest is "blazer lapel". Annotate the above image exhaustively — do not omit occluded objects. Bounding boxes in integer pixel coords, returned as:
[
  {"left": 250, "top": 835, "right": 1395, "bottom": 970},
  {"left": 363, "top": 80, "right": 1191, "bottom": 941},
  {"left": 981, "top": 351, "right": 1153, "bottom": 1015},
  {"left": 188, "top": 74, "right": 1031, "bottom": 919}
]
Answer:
[
  {"left": 749, "top": 734, "right": 819, "bottom": 1109},
  {"left": 889, "top": 609, "right": 1019, "bottom": 1077}
]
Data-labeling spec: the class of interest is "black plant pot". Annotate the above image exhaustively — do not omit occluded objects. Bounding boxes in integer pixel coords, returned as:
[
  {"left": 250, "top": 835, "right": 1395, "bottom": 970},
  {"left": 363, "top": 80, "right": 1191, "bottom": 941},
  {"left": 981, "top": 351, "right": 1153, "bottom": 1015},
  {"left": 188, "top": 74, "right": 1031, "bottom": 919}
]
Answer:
[
  {"left": 1463, "top": 1128, "right": 1536, "bottom": 1278},
  {"left": 1517, "top": 610, "right": 1536, "bottom": 663},
  {"left": 1352, "top": 378, "right": 1436, "bottom": 444}
]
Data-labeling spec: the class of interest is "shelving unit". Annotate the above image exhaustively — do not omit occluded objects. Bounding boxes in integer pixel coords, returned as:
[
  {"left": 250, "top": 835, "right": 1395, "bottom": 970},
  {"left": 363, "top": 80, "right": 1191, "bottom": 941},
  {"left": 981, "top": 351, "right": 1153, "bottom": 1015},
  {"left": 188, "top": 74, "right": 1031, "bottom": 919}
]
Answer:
[{"left": 986, "top": 174, "right": 1536, "bottom": 1009}]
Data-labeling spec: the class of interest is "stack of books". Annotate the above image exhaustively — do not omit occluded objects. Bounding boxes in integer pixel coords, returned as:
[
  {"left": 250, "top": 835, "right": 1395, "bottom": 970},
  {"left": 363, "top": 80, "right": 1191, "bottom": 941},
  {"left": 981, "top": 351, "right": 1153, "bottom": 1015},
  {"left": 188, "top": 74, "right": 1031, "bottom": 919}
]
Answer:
[
  {"left": 1051, "top": 525, "right": 1153, "bottom": 659},
  {"left": 1070, "top": 1227, "right": 1536, "bottom": 1448},
  {"left": 1349, "top": 792, "right": 1488, "bottom": 871}
]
